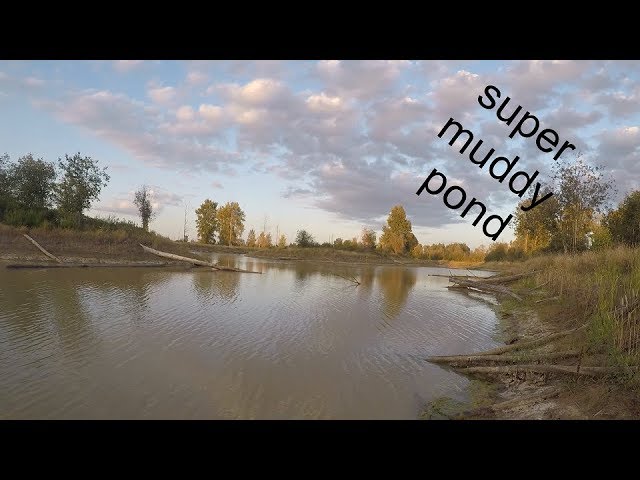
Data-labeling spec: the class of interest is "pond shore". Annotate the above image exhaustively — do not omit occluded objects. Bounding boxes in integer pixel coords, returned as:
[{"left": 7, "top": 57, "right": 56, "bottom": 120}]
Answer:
[
  {"left": 423, "top": 253, "right": 640, "bottom": 420},
  {"left": 4, "top": 223, "right": 638, "bottom": 419},
  {"left": 1, "top": 224, "right": 484, "bottom": 269}
]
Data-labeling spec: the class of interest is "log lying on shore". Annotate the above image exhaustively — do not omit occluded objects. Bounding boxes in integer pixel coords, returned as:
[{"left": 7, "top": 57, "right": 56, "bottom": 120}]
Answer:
[
  {"left": 427, "top": 349, "right": 583, "bottom": 366},
  {"left": 461, "top": 364, "right": 638, "bottom": 378},
  {"left": 448, "top": 278, "right": 523, "bottom": 301},
  {"left": 140, "top": 244, "right": 216, "bottom": 267},
  {"left": 471, "top": 324, "right": 588, "bottom": 356},
  {"left": 6, "top": 262, "right": 172, "bottom": 269},
  {"left": 23, "top": 234, "right": 63, "bottom": 263},
  {"left": 139, "top": 244, "right": 262, "bottom": 274},
  {"left": 476, "top": 271, "right": 535, "bottom": 284}
]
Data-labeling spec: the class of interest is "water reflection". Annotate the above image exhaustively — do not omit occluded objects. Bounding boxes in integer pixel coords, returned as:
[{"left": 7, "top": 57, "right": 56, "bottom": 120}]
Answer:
[
  {"left": 376, "top": 267, "right": 418, "bottom": 319},
  {"left": 191, "top": 270, "right": 241, "bottom": 303},
  {"left": 0, "top": 258, "right": 500, "bottom": 419}
]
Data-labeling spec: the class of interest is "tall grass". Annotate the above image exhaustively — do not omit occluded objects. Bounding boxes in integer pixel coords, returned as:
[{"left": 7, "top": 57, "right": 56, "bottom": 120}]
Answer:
[{"left": 520, "top": 246, "right": 640, "bottom": 366}]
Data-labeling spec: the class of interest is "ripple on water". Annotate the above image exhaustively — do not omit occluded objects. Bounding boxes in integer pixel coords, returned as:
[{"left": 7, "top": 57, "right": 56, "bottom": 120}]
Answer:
[{"left": 0, "top": 262, "right": 501, "bottom": 419}]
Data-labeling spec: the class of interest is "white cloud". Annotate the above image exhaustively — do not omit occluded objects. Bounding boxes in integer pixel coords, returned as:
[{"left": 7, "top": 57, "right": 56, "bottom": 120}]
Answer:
[
  {"left": 199, "top": 104, "right": 224, "bottom": 122},
  {"left": 24, "top": 76, "right": 45, "bottom": 87},
  {"left": 113, "top": 60, "right": 143, "bottom": 73},
  {"left": 306, "top": 93, "right": 343, "bottom": 112},
  {"left": 23, "top": 60, "right": 640, "bottom": 236},
  {"left": 176, "top": 105, "right": 195, "bottom": 121},
  {"left": 186, "top": 71, "right": 208, "bottom": 85},
  {"left": 148, "top": 86, "right": 176, "bottom": 104}
]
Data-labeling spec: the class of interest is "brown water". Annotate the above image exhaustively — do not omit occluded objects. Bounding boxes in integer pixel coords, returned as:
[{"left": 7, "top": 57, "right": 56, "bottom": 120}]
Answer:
[{"left": 0, "top": 254, "right": 501, "bottom": 419}]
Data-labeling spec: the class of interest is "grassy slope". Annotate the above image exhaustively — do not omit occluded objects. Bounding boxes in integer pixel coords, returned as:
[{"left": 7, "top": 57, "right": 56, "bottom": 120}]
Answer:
[
  {"left": 0, "top": 223, "right": 201, "bottom": 263},
  {"left": 476, "top": 246, "right": 640, "bottom": 418}
]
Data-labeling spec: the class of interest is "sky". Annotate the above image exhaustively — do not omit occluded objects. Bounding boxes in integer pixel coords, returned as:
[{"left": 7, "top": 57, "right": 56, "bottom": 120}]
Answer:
[{"left": 0, "top": 60, "right": 638, "bottom": 248}]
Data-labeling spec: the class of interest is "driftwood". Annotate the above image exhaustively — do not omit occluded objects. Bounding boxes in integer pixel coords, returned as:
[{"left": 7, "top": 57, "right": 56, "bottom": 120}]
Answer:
[
  {"left": 460, "top": 364, "right": 638, "bottom": 378},
  {"left": 448, "top": 278, "right": 523, "bottom": 301},
  {"left": 22, "top": 234, "right": 62, "bottom": 263},
  {"left": 140, "top": 244, "right": 261, "bottom": 274},
  {"left": 429, "top": 273, "right": 476, "bottom": 279},
  {"left": 427, "top": 350, "right": 583, "bottom": 366},
  {"left": 470, "top": 324, "right": 588, "bottom": 356},
  {"left": 535, "top": 296, "right": 560, "bottom": 304},
  {"left": 6, "top": 263, "right": 171, "bottom": 269},
  {"left": 478, "top": 271, "right": 535, "bottom": 284},
  {"left": 140, "top": 244, "right": 216, "bottom": 267},
  {"left": 331, "top": 273, "right": 360, "bottom": 285}
]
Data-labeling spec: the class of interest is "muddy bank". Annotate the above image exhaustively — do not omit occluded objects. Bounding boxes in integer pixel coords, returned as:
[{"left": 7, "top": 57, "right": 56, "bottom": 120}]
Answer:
[
  {"left": 0, "top": 223, "right": 205, "bottom": 268},
  {"left": 422, "top": 274, "right": 640, "bottom": 420}
]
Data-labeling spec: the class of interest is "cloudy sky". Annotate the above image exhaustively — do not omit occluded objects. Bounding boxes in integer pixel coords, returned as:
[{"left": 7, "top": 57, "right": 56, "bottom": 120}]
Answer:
[{"left": 1, "top": 60, "right": 638, "bottom": 247}]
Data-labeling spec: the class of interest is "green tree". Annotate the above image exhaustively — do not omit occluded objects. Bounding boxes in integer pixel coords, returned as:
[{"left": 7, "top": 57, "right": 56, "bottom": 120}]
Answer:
[
  {"left": 195, "top": 199, "right": 218, "bottom": 244},
  {"left": 485, "top": 242, "right": 509, "bottom": 262},
  {"left": 246, "top": 228, "right": 257, "bottom": 247},
  {"left": 54, "top": 153, "right": 110, "bottom": 217},
  {"left": 296, "top": 229, "right": 314, "bottom": 247},
  {"left": 133, "top": 185, "right": 155, "bottom": 232},
  {"left": 591, "top": 223, "right": 613, "bottom": 250},
  {"left": 0, "top": 153, "right": 10, "bottom": 195},
  {"left": 334, "top": 237, "right": 343, "bottom": 248},
  {"left": 9, "top": 154, "right": 56, "bottom": 210},
  {"left": 605, "top": 190, "right": 640, "bottom": 246},
  {"left": 379, "top": 205, "right": 415, "bottom": 254},
  {"left": 277, "top": 234, "right": 287, "bottom": 248},
  {"left": 551, "top": 156, "right": 614, "bottom": 253},
  {"left": 513, "top": 193, "right": 560, "bottom": 254},
  {"left": 0, "top": 154, "right": 11, "bottom": 218},
  {"left": 217, "top": 201, "right": 245, "bottom": 246}
]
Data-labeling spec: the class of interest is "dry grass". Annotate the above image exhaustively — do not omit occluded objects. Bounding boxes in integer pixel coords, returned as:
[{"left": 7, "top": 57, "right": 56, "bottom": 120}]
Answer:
[
  {"left": 0, "top": 222, "right": 196, "bottom": 262},
  {"left": 239, "top": 245, "right": 485, "bottom": 268},
  {"left": 508, "top": 246, "right": 640, "bottom": 371}
]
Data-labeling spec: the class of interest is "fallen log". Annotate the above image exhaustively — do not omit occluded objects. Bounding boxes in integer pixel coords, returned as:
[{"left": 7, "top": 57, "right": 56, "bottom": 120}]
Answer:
[
  {"left": 459, "top": 364, "right": 638, "bottom": 378},
  {"left": 140, "top": 244, "right": 261, "bottom": 273},
  {"left": 428, "top": 274, "right": 476, "bottom": 279},
  {"left": 140, "top": 244, "right": 216, "bottom": 267},
  {"left": 22, "top": 234, "right": 62, "bottom": 263},
  {"left": 331, "top": 273, "right": 360, "bottom": 285},
  {"left": 535, "top": 296, "right": 560, "bottom": 304},
  {"left": 471, "top": 324, "right": 588, "bottom": 356},
  {"left": 427, "top": 350, "right": 582, "bottom": 366},
  {"left": 6, "top": 262, "right": 171, "bottom": 269},
  {"left": 477, "top": 271, "right": 535, "bottom": 284},
  {"left": 448, "top": 278, "right": 523, "bottom": 301},
  {"left": 212, "top": 264, "right": 262, "bottom": 273}
]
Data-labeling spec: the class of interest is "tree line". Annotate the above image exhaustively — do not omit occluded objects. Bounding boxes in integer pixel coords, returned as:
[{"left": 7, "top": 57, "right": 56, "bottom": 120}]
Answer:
[
  {"left": 494, "top": 154, "right": 640, "bottom": 261},
  {"left": 192, "top": 198, "right": 483, "bottom": 261},
  {"left": 0, "top": 152, "right": 110, "bottom": 228}
]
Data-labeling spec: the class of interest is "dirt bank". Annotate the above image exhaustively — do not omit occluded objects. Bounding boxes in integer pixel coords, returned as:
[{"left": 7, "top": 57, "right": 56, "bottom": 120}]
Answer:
[
  {"left": 422, "top": 264, "right": 640, "bottom": 420},
  {"left": 0, "top": 223, "right": 201, "bottom": 266}
]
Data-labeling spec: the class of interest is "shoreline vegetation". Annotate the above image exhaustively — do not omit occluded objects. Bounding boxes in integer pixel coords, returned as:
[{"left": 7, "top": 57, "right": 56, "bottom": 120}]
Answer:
[
  {"left": 0, "top": 223, "right": 483, "bottom": 269},
  {"left": 422, "top": 247, "right": 640, "bottom": 420}
]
